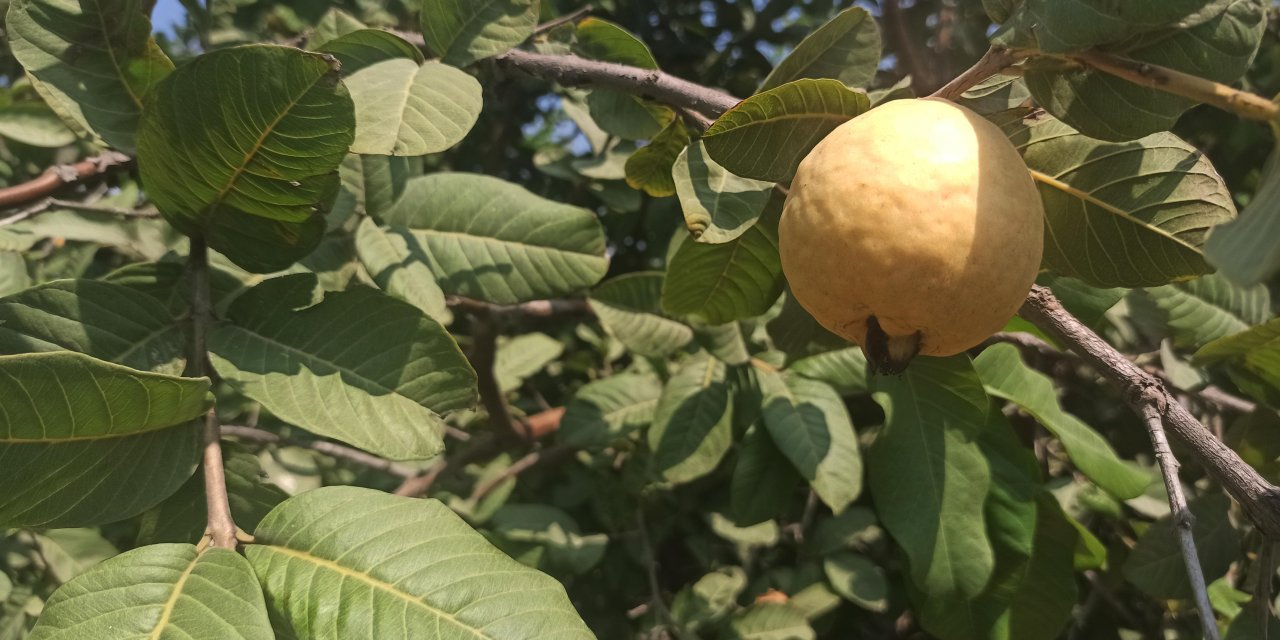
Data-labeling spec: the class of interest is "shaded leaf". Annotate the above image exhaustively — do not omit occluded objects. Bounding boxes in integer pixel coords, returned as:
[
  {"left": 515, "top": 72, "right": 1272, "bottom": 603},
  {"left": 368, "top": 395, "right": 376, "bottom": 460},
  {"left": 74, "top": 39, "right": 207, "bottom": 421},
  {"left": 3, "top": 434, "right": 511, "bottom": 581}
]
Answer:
[
  {"left": 33, "top": 529, "right": 117, "bottom": 583},
  {"left": 761, "top": 371, "right": 862, "bottom": 514},
  {"left": 1130, "top": 272, "right": 1270, "bottom": 349},
  {"left": 346, "top": 59, "right": 481, "bottom": 155},
  {"left": 760, "top": 7, "right": 880, "bottom": 91},
  {"left": 420, "top": 0, "right": 538, "bottom": 66},
  {"left": 1207, "top": 145, "right": 1280, "bottom": 286},
  {"left": 1123, "top": 493, "right": 1239, "bottom": 599},
  {"left": 788, "top": 348, "right": 868, "bottom": 396},
  {"left": 377, "top": 173, "right": 609, "bottom": 304},
  {"left": 354, "top": 218, "right": 450, "bottom": 323},
  {"left": 246, "top": 486, "right": 593, "bottom": 638},
  {"left": 208, "top": 273, "right": 477, "bottom": 460},
  {"left": 573, "top": 18, "right": 674, "bottom": 140},
  {"left": 138, "top": 45, "right": 354, "bottom": 273},
  {"left": 662, "top": 206, "right": 785, "bottom": 324},
  {"left": 624, "top": 118, "right": 689, "bottom": 197},
  {"left": 314, "top": 29, "right": 423, "bottom": 75},
  {"left": 671, "top": 567, "right": 747, "bottom": 629},
  {"left": 673, "top": 141, "right": 775, "bottom": 243},
  {"left": 0, "top": 102, "right": 76, "bottom": 147},
  {"left": 30, "top": 545, "right": 271, "bottom": 640},
  {"left": 6, "top": 0, "right": 173, "bottom": 151},
  {"left": 590, "top": 271, "right": 693, "bottom": 357},
  {"left": 703, "top": 79, "right": 870, "bottom": 182},
  {"left": 495, "top": 333, "right": 563, "bottom": 392},
  {"left": 559, "top": 372, "right": 662, "bottom": 449},
  {"left": 648, "top": 354, "right": 734, "bottom": 485},
  {"left": 824, "top": 552, "right": 887, "bottom": 612},
  {"left": 487, "top": 503, "right": 608, "bottom": 575},
  {"left": 730, "top": 426, "right": 803, "bottom": 526},
  {"left": 0, "top": 352, "right": 208, "bottom": 527},
  {"left": 309, "top": 8, "right": 366, "bottom": 48}
]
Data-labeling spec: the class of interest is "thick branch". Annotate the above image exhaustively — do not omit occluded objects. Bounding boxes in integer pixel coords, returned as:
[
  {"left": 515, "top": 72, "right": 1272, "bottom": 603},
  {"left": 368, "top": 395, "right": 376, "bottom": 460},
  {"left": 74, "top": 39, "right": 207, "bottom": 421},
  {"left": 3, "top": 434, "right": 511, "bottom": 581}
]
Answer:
[
  {"left": 931, "top": 46, "right": 1026, "bottom": 101},
  {"left": 470, "top": 314, "right": 528, "bottom": 441},
  {"left": 447, "top": 296, "right": 593, "bottom": 321},
  {"left": 496, "top": 49, "right": 740, "bottom": 118},
  {"left": 185, "top": 237, "right": 237, "bottom": 549},
  {"left": 1068, "top": 50, "right": 1279, "bottom": 124},
  {"left": 1021, "top": 286, "right": 1280, "bottom": 537},
  {"left": 0, "top": 152, "right": 132, "bottom": 210}
]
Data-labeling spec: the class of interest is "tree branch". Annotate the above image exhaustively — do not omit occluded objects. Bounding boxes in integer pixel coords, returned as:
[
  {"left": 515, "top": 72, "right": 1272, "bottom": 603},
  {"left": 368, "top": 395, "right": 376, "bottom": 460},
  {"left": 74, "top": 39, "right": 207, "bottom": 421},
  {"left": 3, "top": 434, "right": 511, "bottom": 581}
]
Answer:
[
  {"left": 220, "top": 425, "right": 419, "bottom": 478},
  {"left": 469, "top": 313, "right": 529, "bottom": 442},
  {"left": 468, "top": 443, "right": 575, "bottom": 502},
  {"left": 0, "top": 152, "right": 132, "bottom": 210},
  {"left": 1136, "top": 398, "right": 1218, "bottom": 639},
  {"left": 930, "top": 46, "right": 1026, "bottom": 101},
  {"left": 1020, "top": 286, "right": 1280, "bottom": 537},
  {"left": 532, "top": 5, "right": 592, "bottom": 36},
  {"left": 185, "top": 236, "right": 237, "bottom": 549}
]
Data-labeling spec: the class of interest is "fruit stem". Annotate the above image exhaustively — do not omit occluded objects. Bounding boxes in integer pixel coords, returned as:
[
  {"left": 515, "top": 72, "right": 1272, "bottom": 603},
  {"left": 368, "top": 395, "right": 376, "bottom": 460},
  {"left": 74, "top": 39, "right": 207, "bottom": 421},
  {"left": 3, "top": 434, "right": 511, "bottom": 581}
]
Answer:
[{"left": 862, "top": 316, "right": 921, "bottom": 375}]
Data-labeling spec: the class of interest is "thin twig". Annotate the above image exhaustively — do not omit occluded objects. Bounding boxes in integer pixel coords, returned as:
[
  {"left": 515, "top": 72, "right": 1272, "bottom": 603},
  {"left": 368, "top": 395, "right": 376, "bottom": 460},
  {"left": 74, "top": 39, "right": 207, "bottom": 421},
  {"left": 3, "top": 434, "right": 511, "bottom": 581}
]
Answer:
[
  {"left": 469, "top": 313, "right": 529, "bottom": 442},
  {"left": 1136, "top": 399, "right": 1218, "bottom": 639},
  {"left": 220, "top": 425, "right": 419, "bottom": 478},
  {"left": 930, "top": 46, "right": 1026, "bottom": 101},
  {"left": 1258, "top": 539, "right": 1277, "bottom": 637},
  {"left": 637, "top": 505, "right": 682, "bottom": 637},
  {"left": 533, "top": 5, "right": 592, "bottom": 36},
  {"left": 185, "top": 237, "right": 237, "bottom": 550},
  {"left": 0, "top": 152, "right": 132, "bottom": 210},
  {"left": 393, "top": 458, "right": 449, "bottom": 497},
  {"left": 468, "top": 444, "right": 575, "bottom": 502},
  {"left": 447, "top": 295, "right": 593, "bottom": 321},
  {"left": 1067, "top": 50, "right": 1279, "bottom": 124}
]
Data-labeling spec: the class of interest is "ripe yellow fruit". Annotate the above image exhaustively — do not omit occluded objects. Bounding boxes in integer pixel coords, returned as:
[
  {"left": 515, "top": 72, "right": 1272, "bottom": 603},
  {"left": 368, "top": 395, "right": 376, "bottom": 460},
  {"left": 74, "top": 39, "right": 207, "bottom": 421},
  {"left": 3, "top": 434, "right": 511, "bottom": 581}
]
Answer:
[{"left": 779, "top": 98, "right": 1044, "bottom": 373}]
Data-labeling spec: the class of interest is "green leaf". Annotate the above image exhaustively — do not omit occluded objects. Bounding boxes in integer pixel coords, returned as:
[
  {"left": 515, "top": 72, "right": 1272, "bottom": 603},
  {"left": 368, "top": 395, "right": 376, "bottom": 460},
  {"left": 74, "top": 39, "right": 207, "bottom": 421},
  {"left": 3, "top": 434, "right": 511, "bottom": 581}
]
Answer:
[
  {"left": 377, "top": 173, "right": 609, "bottom": 304},
  {"left": 808, "top": 507, "right": 881, "bottom": 556},
  {"left": 727, "top": 603, "right": 815, "bottom": 640},
  {"left": 1039, "top": 272, "right": 1126, "bottom": 329},
  {"left": 958, "top": 74, "right": 1031, "bottom": 115},
  {"left": 335, "top": 152, "right": 422, "bottom": 223},
  {"left": 590, "top": 272, "right": 694, "bottom": 357},
  {"left": 559, "top": 372, "right": 662, "bottom": 449},
  {"left": 0, "top": 279, "right": 185, "bottom": 374},
  {"left": 671, "top": 567, "right": 748, "bottom": 629},
  {"left": 420, "top": 0, "right": 538, "bottom": 66},
  {"left": 314, "top": 29, "right": 424, "bottom": 75},
  {"left": 354, "top": 218, "right": 450, "bottom": 323},
  {"left": 33, "top": 529, "right": 117, "bottom": 583},
  {"left": 648, "top": 354, "right": 734, "bottom": 485},
  {"left": 869, "top": 355, "right": 994, "bottom": 604},
  {"left": 661, "top": 206, "right": 785, "bottom": 324},
  {"left": 824, "top": 551, "right": 888, "bottom": 612},
  {"left": 573, "top": 17, "right": 657, "bottom": 67},
  {"left": 137, "top": 45, "right": 355, "bottom": 273},
  {"left": 1130, "top": 272, "right": 1270, "bottom": 349},
  {"left": 761, "top": 371, "right": 862, "bottom": 514},
  {"left": 730, "top": 426, "right": 802, "bottom": 526},
  {"left": 1123, "top": 493, "right": 1240, "bottom": 599},
  {"left": 766, "top": 290, "right": 850, "bottom": 358},
  {"left": 572, "top": 17, "right": 675, "bottom": 140},
  {"left": 788, "top": 347, "right": 868, "bottom": 396},
  {"left": 975, "top": 344, "right": 1149, "bottom": 499},
  {"left": 246, "top": 486, "right": 593, "bottom": 638},
  {"left": 309, "top": 8, "right": 366, "bottom": 48},
  {"left": 0, "top": 102, "right": 77, "bottom": 147},
  {"left": 672, "top": 141, "right": 775, "bottom": 243},
  {"left": 759, "top": 7, "right": 881, "bottom": 91},
  {"left": 1195, "top": 317, "right": 1280, "bottom": 395},
  {"left": 0, "top": 352, "right": 209, "bottom": 527},
  {"left": 208, "top": 273, "right": 477, "bottom": 461},
  {"left": 495, "top": 333, "right": 563, "bottom": 392},
  {"left": 346, "top": 59, "right": 481, "bottom": 155},
  {"left": 487, "top": 504, "right": 608, "bottom": 575},
  {"left": 624, "top": 119, "right": 689, "bottom": 197},
  {"left": 30, "top": 545, "right": 271, "bottom": 640},
  {"left": 1206, "top": 146, "right": 1280, "bottom": 286},
  {"left": 995, "top": 108, "right": 1236, "bottom": 287},
  {"left": 703, "top": 78, "right": 870, "bottom": 182},
  {"left": 6, "top": 0, "right": 173, "bottom": 151},
  {"left": 992, "top": 0, "right": 1210, "bottom": 53},
  {"left": 1015, "top": 1, "right": 1266, "bottom": 140}
]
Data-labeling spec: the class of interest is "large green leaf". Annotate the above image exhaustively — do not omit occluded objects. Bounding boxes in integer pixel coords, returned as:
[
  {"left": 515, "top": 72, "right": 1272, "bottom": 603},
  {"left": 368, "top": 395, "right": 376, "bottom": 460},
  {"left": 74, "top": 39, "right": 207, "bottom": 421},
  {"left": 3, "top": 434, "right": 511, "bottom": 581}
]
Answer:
[
  {"left": 672, "top": 141, "right": 775, "bottom": 244},
  {"left": 648, "top": 354, "right": 734, "bottom": 485},
  {"left": 313, "top": 28, "right": 424, "bottom": 75},
  {"left": 354, "top": 218, "right": 451, "bottom": 323},
  {"left": 590, "top": 271, "right": 693, "bottom": 357},
  {"left": 869, "top": 356, "right": 994, "bottom": 605},
  {"left": 1130, "top": 272, "right": 1270, "bottom": 349},
  {"left": 137, "top": 45, "right": 355, "bottom": 273},
  {"left": 6, "top": 0, "right": 173, "bottom": 151},
  {"left": 759, "top": 7, "right": 881, "bottom": 91},
  {"left": 1206, "top": 146, "right": 1280, "bottom": 286},
  {"left": 0, "top": 279, "right": 185, "bottom": 374},
  {"left": 0, "top": 352, "right": 209, "bottom": 527},
  {"left": 661, "top": 209, "right": 785, "bottom": 324},
  {"left": 420, "top": 0, "right": 538, "bottom": 66},
  {"left": 975, "top": 344, "right": 1148, "bottom": 499},
  {"left": 730, "top": 426, "right": 802, "bottom": 526},
  {"left": 766, "top": 290, "right": 850, "bottom": 358},
  {"left": 703, "top": 79, "right": 870, "bottom": 182},
  {"left": 1012, "top": 1, "right": 1266, "bottom": 140},
  {"left": 760, "top": 371, "right": 861, "bottom": 514},
  {"left": 558, "top": 372, "right": 663, "bottom": 448},
  {"left": 245, "top": 486, "right": 593, "bottom": 638},
  {"left": 208, "top": 274, "right": 477, "bottom": 461},
  {"left": 1123, "top": 493, "right": 1239, "bottom": 599},
  {"left": 30, "top": 545, "right": 270, "bottom": 640},
  {"left": 376, "top": 173, "right": 608, "bottom": 304},
  {"left": 995, "top": 108, "right": 1236, "bottom": 288},
  {"left": 345, "top": 59, "right": 482, "bottom": 155}
]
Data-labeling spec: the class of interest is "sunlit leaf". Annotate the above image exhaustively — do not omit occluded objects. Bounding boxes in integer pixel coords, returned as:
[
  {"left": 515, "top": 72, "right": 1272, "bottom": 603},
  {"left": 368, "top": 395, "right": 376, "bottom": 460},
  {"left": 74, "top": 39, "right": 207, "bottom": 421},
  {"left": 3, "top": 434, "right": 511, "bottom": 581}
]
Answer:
[
  {"left": 662, "top": 208, "right": 785, "bottom": 324},
  {"left": 1130, "top": 272, "right": 1270, "bottom": 349},
  {"left": 760, "top": 7, "right": 880, "bottom": 91},
  {"left": 760, "top": 371, "right": 861, "bottom": 514},
  {"left": 673, "top": 141, "right": 775, "bottom": 243},
  {"left": 314, "top": 29, "right": 423, "bottom": 75},
  {"left": 559, "top": 372, "right": 663, "bottom": 449},
  {"left": 346, "top": 59, "right": 481, "bottom": 155},
  {"left": 354, "top": 218, "right": 451, "bottom": 324},
  {"left": 624, "top": 118, "right": 689, "bottom": 197},
  {"left": 590, "top": 272, "right": 694, "bottom": 357}
]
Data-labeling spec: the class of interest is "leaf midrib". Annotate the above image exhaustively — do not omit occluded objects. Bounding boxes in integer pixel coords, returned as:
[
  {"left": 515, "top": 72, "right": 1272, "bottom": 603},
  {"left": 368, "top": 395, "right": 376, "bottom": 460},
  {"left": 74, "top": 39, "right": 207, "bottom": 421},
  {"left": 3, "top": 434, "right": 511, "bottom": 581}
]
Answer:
[
  {"left": 253, "top": 544, "right": 495, "bottom": 640},
  {"left": 1029, "top": 169, "right": 1203, "bottom": 253},
  {"left": 147, "top": 552, "right": 201, "bottom": 640}
]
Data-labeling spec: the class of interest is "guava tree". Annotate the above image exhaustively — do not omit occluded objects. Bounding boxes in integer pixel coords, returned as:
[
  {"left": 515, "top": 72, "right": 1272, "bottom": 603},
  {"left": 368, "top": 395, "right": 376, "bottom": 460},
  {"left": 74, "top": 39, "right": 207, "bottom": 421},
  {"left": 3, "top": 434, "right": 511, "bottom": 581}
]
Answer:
[{"left": 0, "top": 0, "right": 1278, "bottom": 638}]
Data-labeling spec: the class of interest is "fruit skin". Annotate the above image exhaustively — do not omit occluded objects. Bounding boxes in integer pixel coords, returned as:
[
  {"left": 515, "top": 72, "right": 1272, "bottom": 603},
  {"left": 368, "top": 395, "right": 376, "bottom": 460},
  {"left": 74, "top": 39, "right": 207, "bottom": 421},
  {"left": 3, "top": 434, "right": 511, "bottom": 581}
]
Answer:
[{"left": 779, "top": 97, "right": 1044, "bottom": 371}]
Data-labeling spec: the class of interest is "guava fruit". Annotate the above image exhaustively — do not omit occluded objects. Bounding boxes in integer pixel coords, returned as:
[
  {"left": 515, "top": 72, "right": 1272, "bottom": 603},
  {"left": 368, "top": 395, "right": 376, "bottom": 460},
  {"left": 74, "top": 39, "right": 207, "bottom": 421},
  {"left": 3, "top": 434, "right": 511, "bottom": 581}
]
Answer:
[{"left": 779, "top": 97, "right": 1044, "bottom": 373}]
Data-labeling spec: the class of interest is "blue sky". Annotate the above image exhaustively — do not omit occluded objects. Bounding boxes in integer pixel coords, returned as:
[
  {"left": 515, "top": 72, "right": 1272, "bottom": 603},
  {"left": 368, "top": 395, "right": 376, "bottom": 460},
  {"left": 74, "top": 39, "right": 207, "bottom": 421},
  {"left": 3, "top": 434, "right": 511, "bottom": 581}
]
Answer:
[{"left": 151, "top": 0, "right": 186, "bottom": 36}]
